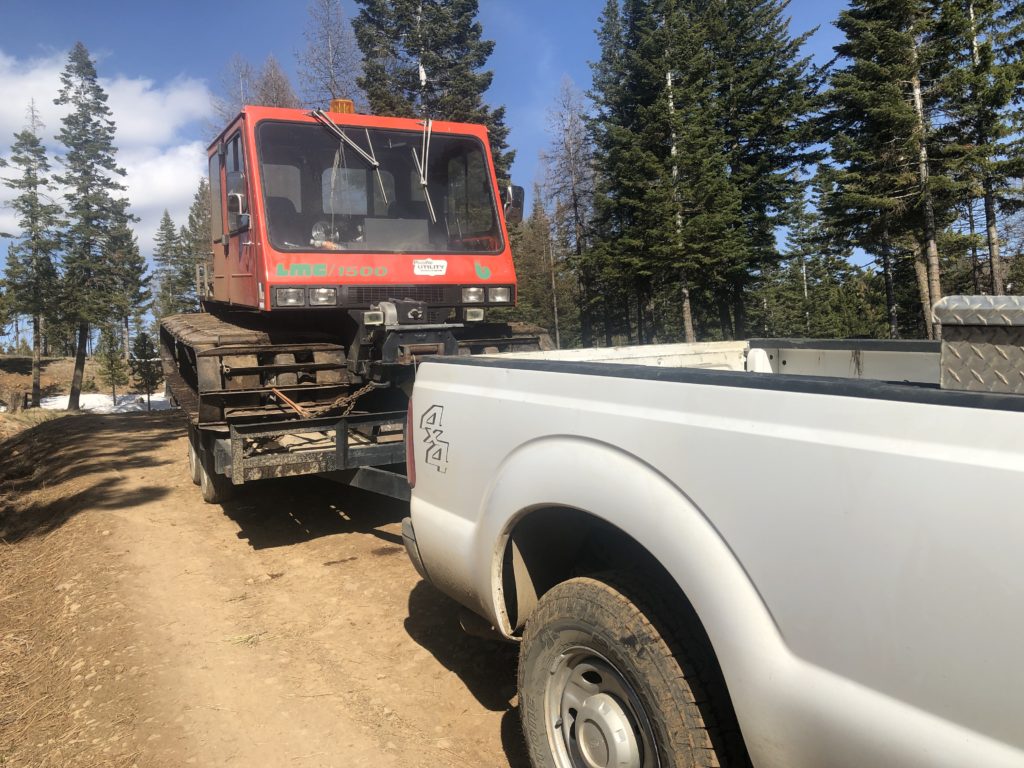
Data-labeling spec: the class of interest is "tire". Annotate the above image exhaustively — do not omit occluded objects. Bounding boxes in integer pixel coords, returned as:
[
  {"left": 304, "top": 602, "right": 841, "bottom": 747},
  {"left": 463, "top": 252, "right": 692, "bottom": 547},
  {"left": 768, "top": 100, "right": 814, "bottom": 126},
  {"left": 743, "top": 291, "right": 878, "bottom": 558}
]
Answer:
[
  {"left": 197, "top": 444, "right": 235, "bottom": 504},
  {"left": 187, "top": 425, "right": 201, "bottom": 486},
  {"left": 519, "top": 573, "right": 748, "bottom": 768}
]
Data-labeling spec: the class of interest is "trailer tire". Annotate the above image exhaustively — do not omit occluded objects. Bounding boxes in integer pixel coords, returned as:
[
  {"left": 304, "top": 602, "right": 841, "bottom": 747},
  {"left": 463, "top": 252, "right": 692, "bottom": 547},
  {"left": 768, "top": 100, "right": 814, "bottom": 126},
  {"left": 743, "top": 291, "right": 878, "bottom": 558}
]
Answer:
[
  {"left": 197, "top": 446, "right": 235, "bottom": 504},
  {"left": 519, "top": 572, "right": 747, "bottom": 768},
  {"left": 187, "top": 425, "right": 201, "bottom": 486}
]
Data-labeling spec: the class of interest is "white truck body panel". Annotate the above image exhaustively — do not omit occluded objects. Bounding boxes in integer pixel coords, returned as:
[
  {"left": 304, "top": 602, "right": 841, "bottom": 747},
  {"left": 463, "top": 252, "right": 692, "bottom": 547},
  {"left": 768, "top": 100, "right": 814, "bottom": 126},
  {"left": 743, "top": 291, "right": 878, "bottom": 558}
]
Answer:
[{"left": 407, "top": 340, "right": 1024, "bottom": 767}]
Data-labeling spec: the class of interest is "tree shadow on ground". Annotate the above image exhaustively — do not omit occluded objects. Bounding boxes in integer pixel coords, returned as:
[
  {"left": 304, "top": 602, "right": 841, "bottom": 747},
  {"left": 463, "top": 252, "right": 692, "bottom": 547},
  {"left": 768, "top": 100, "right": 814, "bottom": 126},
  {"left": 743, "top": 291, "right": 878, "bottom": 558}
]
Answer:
[
  {"left": 220, "top": 476, "right": 406, "bottom": 550},
  {"left": 404, "top": 580, "right": 531, "bottom": 768},
  {"left": 0, "top": 357, "right": 65, "bottom": 377},
  {"left": 0, "top": 411, "right": 180, "bottom": 541}
]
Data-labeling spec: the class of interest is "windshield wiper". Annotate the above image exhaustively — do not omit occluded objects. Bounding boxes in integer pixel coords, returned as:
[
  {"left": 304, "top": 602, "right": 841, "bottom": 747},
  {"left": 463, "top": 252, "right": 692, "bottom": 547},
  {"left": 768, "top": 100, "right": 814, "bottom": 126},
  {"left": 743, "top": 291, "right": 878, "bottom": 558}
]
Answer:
[
  {"left": 310, "top": 109, "right": 388, "bottom": 207},
  {"left": 411, "top": 119, "right": 437, "bottom": 224}
]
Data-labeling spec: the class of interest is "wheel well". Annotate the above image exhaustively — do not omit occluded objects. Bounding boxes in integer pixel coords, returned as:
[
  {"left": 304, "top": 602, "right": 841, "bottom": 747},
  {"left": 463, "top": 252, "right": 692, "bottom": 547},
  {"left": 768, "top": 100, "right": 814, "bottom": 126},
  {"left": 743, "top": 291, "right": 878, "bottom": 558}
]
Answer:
[{"left": 502, "top": 506, "right": 687, "bottom": 634}]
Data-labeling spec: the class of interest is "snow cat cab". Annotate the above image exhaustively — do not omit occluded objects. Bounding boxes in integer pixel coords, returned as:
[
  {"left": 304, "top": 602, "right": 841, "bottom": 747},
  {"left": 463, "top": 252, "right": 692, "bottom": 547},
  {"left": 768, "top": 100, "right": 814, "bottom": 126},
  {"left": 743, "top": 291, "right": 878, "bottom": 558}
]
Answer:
[{"left": 160, "top": 100, "right": 533, "bottom": 502}]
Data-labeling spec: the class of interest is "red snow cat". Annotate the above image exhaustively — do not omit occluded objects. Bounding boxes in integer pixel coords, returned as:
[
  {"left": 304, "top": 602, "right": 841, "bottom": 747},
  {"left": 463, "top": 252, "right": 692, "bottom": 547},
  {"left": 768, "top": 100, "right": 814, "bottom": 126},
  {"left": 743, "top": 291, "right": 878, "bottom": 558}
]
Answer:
[{"left": 160, "top": 99, "right": 532, "bottom": 502}]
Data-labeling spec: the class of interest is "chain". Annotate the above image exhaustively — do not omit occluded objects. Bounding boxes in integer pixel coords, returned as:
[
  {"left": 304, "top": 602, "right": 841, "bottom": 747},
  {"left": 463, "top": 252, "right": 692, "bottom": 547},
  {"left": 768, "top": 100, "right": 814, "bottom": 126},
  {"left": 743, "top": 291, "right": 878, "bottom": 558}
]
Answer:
[{"left": 318, "top": 380, "right": 381, "bottom": 418}]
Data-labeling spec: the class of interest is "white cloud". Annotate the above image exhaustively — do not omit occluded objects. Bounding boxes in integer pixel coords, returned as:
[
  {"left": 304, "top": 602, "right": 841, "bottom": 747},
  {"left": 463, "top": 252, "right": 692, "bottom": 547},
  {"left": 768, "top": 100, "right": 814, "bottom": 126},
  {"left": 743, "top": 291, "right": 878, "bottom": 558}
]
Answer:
[
  {"left": 0, "top": 47, "right": 213, "bottom": 261},
  {"left": 121, "top": 141, "right": 208, "bottom": 247}
]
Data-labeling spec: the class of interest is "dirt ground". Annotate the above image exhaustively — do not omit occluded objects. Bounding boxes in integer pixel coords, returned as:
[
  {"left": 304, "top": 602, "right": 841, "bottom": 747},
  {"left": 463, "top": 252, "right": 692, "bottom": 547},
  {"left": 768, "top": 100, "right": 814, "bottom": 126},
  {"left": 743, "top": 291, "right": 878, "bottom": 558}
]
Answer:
[{"left": 0, "top": 411, "right": 527, "bottom": 767}]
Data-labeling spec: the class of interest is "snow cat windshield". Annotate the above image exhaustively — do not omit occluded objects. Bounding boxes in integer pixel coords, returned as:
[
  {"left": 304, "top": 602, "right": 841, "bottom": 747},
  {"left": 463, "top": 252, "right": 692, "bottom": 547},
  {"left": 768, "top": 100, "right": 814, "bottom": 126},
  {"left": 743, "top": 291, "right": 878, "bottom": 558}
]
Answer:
[{"left": 256, "top": 121, "right": 503, "bottom": 254}]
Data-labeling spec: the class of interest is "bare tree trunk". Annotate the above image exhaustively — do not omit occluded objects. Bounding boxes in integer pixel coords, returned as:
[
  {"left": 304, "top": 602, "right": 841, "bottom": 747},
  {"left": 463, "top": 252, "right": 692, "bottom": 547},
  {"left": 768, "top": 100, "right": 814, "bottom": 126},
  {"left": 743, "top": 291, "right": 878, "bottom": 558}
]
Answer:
[
  {"left": 123, "top": 315, "right": 131, "bottom": 361},
  {"left": 880, "top": 217, "right": 899, "bottom": 339},
  {"left": 635, "top": 288, "right": 646, "bottom": 344},
  {"left": 966, "top": 202, "right": 981, "bottom": 294},
  {"left": 580, "top": 274, "right": 593, "bottom": 347},
  {"left": 984, "top": 183, "right": 1004, "bottom": 294},
  {"left": 910, "top": 41, "right": 942, "bottom": 338},
  {"left": 967, "top": 0, "right": 1005, "bottom": 295},
  {"left": 68, "top": 322, "right": 89, "bottom": 411},
  {"left": 732, "top": 283, "right": 747, "bottom": 340},
  {"left": 547, "top": 242, "right": 561, "bottom": 349},
  {"left": 681, "top": 285, "right": 695, "bottom": 343},
  {"left": 31, "top": 314, "right": 42, "bottom": 407},
  {"left": 718, "top": 300, "right": 733, "bottom": 340},
  {"left": 912, "top": 242, "right": 934, "bottom": 339}
]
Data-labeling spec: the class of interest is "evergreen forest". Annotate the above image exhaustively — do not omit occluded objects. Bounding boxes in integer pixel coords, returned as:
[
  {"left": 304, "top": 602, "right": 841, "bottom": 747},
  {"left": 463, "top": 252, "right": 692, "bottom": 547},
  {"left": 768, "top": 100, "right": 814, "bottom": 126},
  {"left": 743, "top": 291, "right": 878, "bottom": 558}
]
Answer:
[{"left": 4, "top": 0, "right": 1024, "bottom": 413}]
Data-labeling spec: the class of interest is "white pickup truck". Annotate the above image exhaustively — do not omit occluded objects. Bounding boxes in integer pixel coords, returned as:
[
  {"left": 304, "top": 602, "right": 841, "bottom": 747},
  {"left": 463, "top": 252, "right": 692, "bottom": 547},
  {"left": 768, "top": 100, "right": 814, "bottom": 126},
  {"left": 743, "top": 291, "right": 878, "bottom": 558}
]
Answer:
[{"left": 402, "top": 296, "right": 1024, "bottom": 768}]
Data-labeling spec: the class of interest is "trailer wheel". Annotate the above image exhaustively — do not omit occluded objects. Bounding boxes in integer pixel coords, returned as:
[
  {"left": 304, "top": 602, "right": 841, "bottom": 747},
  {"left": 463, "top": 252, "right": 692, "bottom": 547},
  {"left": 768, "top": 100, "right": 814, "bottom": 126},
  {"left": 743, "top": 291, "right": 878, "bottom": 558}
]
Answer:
[
  {"left": 197, "top": 445, "right": 235, "bottom": 504},
  {"left": 519, "top": 573, "right": 746, "bottom": 768},
  {"left": 187, "top": 425, "right": 201, "bottom": 486}
]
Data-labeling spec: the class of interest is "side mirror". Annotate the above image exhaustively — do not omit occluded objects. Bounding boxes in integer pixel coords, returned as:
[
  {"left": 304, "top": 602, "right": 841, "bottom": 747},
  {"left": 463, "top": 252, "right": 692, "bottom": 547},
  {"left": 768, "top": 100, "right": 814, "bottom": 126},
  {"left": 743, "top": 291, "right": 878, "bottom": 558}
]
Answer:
[
  {"left": 226, "top": 170, "right": 249, "bottom": 231},
  {"left": 227, "top": 192, "right": 247, "bottom": 215},
  {"left": 503, "top": 183, "right": 524, "bottom": 225}
]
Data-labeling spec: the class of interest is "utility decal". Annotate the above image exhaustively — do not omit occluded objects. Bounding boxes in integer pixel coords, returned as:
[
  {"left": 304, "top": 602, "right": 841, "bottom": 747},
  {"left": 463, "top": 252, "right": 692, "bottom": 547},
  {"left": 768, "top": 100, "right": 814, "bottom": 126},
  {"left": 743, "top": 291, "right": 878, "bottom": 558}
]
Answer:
[
  {"left": 474, "top": 261, "right": 492, "bottom": 279},
  {"left": 420, "top": 405, "right": 449, "bottom": 473},
  {"left": 413, "top": 258, "right": 448, "bottom": 276}
]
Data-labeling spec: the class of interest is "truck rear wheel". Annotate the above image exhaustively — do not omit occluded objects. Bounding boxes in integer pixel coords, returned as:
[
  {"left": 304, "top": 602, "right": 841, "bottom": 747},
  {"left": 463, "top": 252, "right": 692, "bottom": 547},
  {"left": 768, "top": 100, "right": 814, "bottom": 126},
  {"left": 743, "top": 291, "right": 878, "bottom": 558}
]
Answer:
[
  {"left": 519, "top": 573, "right": 747, "bottom": 768},
  {"left": 197, "top": 444, "right": 235, "bottom": 504}
]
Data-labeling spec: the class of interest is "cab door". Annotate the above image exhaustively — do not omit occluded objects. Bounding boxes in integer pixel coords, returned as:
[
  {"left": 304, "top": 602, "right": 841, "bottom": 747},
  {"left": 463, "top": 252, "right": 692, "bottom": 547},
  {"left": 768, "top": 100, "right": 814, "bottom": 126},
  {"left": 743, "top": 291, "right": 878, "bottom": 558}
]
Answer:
[{"left": 210, "top": 127, "right": 259, "bottom": 308}]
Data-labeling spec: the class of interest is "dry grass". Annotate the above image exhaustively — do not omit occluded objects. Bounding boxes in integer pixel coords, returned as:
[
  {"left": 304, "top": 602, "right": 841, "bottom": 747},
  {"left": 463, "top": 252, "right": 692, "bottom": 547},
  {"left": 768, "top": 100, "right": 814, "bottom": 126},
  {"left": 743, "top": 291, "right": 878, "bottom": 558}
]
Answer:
[
  {"left": 0, "top": 412, "right": 140, "bottom": 767},
  {"left": 0, "top": 409, "right": 67, "bottom": 442},
  {"left": 0, "top": 529, "right": 137, "bottom": 768}
]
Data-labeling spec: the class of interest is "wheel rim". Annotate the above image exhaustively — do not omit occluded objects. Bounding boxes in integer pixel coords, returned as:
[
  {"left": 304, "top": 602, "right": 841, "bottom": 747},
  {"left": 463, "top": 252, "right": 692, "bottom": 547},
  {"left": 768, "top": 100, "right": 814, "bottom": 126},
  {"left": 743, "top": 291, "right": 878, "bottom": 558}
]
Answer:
[{"left": 544, "top": 646, "right": 658, "bottom": 768}]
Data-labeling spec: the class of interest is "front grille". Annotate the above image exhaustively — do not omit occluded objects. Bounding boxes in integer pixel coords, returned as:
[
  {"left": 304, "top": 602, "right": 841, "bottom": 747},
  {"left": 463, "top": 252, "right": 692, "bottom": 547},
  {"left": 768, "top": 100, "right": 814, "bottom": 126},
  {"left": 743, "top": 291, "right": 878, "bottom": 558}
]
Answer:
[{"left": 346, "top": 286, "right": 449, "bottom": 306}]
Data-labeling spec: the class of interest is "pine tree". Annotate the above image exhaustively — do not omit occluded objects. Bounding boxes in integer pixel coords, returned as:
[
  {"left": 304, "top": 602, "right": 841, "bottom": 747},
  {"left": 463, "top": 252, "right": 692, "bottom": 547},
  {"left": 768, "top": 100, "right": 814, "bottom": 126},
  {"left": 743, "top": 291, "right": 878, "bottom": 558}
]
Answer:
[
  {"left": 153, "top": 210, "right": 192, "bottom": 319},
  {"left": 96, "top": 326, "right": 128, "bottom": 404},
  {"left": 106, "top": 203, "right": 151, "bottom": 358},
  {"left": 698, "top": 0, "right": 821, "bottom": 338},
  {"left": 588, "top": 0, "right": 817, "bottom": 344},
  {"left": 819, "top": 0, "right": 958, "bottom": 339},
  {"left": 54, "top": 42, "right": 130, "bottom": 411},
  {"left": 129, "top": 331, "right": 162, "bottom": 411},
  {"left": 298, "top": 0, "right": 365, "bottom": 108},
  {"left": 933, "top": 0, "right": 1024, "bottom": 294},
  {"left": 2, "top": 101, "right": 61, "bottom": 406},
  {"left": 353, "top": 0, "right": 515, "bottom": 178},
  {"left": 181, "top": 176, "right": 213, "bottom": 304}
]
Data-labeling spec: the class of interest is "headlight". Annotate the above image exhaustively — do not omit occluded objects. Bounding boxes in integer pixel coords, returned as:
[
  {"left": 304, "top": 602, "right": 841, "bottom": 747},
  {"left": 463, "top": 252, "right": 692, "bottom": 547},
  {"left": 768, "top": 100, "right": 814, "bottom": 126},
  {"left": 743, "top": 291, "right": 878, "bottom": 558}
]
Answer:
[
  {"left": 308, "top": 287, "right": 337, "bottom": 306},
  {"left": 462, "top": 287, "right": 485, "bottom": 303},
  {"left": 276, "top": 288, "right": 305, "bottom": 306},
  {"left": 488, "top": 287, "right": 511, "bottom": 303},
  {"left": 363, "top": 310, "right": 384, "bottom": 326},
  {"left": 465, "top": 308, "right": 485, "bottom": 322}
]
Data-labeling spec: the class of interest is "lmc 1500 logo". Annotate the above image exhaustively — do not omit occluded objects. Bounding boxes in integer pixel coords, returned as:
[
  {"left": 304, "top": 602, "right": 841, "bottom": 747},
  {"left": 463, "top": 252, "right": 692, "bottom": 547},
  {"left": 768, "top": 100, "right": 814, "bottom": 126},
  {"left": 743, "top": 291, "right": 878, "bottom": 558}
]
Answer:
[{"left": 420, "top": 405, "right": 449, "bottom": 473}]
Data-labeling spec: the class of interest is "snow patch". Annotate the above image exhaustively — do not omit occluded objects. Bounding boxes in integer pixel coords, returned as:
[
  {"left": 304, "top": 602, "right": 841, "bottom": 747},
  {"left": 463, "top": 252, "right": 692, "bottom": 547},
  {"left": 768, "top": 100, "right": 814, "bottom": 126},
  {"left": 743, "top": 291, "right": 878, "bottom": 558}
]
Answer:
[{"left": 40, "top": 392, "right": 173, "bottom": 414}]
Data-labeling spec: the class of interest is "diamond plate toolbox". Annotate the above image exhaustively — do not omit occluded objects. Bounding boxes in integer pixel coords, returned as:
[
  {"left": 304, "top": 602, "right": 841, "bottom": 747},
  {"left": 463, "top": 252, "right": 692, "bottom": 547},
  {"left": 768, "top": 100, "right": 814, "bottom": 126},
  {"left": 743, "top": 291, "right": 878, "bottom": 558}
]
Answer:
[{"left": 933, "top": 295, "right": 1024, "bottom": 394}]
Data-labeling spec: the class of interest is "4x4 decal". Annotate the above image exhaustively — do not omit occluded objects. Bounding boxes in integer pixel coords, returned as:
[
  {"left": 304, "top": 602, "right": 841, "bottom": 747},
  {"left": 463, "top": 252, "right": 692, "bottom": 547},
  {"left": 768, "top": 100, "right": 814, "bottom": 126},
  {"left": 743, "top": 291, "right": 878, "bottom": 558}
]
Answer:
[{"left": 420, "top": 405, "right": 449, "bottom": 473}]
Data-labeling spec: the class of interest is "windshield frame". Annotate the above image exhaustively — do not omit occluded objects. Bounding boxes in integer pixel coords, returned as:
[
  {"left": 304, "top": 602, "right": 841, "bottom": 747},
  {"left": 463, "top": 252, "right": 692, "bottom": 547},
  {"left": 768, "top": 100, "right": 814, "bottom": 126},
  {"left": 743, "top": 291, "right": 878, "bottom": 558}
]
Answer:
[{"left": 254, "top": 118, "right": 506, "bottom": 256}]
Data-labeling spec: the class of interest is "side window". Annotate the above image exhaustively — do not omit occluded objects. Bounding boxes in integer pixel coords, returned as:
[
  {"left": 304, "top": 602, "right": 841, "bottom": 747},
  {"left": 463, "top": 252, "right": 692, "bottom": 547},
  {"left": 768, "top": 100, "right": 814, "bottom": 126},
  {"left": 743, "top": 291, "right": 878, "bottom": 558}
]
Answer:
[
  {"left": 447, "top": 148, "right": 494, "bottom": 235},
  {"left": 263, "top": 163, "right": 302, "bottom": 213},
  {"left": 225, "top": 133, "right": 249, "bottom": 232},
  {"left": 208, "top": 154, "right": 223, "bottom": 241}
]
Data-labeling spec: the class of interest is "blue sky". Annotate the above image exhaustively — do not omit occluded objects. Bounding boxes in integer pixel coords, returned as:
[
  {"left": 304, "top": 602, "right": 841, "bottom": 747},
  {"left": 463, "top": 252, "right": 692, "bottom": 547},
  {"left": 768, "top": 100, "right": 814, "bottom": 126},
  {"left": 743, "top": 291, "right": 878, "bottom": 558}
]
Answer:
[{"left": 0, "top": 0, "right": 848, "bottom": 259}]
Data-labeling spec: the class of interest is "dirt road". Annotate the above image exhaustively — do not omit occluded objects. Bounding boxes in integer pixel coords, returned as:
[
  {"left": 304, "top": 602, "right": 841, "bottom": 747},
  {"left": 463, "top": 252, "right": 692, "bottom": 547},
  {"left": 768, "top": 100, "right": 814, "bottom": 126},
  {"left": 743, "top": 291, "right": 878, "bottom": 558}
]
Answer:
[{"left": 0, "top": 412, "right": 527, "bottom": 767}]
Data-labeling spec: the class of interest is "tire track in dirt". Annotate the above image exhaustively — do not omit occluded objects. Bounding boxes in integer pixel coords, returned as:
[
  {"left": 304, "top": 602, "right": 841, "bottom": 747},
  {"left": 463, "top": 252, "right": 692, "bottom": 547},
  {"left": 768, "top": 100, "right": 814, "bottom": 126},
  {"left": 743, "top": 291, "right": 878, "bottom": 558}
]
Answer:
[{"left": 3, "top": 411, "right": 528, "bottom": 767}]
